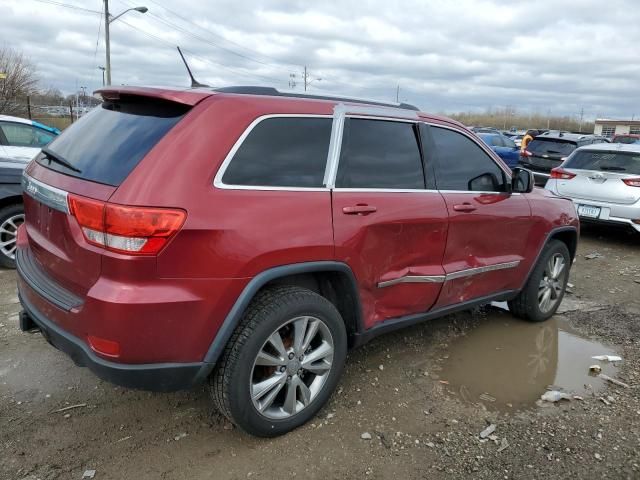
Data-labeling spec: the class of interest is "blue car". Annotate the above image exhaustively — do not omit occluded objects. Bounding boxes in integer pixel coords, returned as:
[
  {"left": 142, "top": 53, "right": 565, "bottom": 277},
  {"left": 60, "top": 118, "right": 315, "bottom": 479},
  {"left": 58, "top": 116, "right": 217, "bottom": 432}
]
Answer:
[{"left": 478, "top": 133, "right": 520, "bottom": 168}]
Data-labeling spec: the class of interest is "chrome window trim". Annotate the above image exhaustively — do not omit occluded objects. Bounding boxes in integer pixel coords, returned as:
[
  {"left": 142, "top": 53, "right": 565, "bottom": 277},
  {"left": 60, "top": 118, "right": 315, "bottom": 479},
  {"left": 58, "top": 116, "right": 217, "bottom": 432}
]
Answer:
[
  {"left": 426, "top": 123, "right": 513, "bottom": 182},
  {"left": 378, "top": 260, "right": 520, "bottom": 288},
  {"left": 22, "top": 173, "right": 69, "bottom": 213},
  {"left": 333, "top": 188, "right": 439, "bottom": 193},
  {"left": 213, "top": 113, "right": 333, "bottom": 191}
]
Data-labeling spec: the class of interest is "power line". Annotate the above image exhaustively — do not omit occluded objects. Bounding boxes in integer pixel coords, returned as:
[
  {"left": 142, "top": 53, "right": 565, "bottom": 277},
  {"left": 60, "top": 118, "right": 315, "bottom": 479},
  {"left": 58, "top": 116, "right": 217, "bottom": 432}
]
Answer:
[
  {"left": 145, "top": 0, "right": 301, "bottom": 70},
  {"left": 115, "top": 18, "right": 287, "bottom": 85},
  {"left": 91, "top": 4, "right": 104, "bottom": 80},
  {"left": 118, "top": 0, "right": 296, "bottom": 75},
  {"left": 31, "top": 0, "right": 101, "bottom": 14}
]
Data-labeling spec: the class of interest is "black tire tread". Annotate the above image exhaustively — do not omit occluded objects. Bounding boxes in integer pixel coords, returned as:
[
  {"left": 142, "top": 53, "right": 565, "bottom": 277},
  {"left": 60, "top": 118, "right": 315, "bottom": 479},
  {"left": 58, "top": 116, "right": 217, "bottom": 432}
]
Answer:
[{"left": 509, "top": 239, "right": 569, "bottom": 322}]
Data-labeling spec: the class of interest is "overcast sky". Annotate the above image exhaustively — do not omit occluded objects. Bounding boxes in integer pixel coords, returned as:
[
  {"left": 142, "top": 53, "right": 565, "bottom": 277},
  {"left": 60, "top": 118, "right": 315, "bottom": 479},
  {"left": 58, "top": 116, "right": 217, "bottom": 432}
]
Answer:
[{"left": 3, "top": 0, "right": 639, "bottom": 119}]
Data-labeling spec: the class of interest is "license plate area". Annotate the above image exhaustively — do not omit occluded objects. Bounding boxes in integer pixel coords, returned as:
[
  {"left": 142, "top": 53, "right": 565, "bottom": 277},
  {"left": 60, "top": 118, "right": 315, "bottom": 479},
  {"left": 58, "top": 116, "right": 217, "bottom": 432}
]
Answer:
[{"left": 577, "top": 204, "right": 601, "bottom": 218}]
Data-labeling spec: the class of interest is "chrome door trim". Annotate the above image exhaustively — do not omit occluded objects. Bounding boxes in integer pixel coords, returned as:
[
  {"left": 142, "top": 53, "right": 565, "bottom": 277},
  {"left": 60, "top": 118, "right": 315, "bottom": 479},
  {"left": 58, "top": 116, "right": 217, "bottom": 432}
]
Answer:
[
  {"left": 377, "top": 260, "right": 520, "bottom": 288},
  {"left": 445, "top": 260, "right": 521, "bottom": 281},
  {"left": 378, "top": 275, "right": 446, "bottom": 288},
  {"left": 22, "top": 173, "right": 69, "bottom": 214}
]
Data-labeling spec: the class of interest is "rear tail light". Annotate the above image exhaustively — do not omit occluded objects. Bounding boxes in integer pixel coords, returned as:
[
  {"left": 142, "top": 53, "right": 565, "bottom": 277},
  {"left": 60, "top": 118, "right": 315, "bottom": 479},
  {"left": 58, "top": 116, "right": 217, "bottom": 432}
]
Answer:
[
  {"left": 550, "top": 168, "right": 576, "bottom": 180},
  {"left": 520, "top": 150, "right": 532, "bottom": 157},
  {"left": 68, "top": 194, "right": 186, "bottom": 255},
  {"left": 622, "top": 178, "right": 640, "bottom": 187}
]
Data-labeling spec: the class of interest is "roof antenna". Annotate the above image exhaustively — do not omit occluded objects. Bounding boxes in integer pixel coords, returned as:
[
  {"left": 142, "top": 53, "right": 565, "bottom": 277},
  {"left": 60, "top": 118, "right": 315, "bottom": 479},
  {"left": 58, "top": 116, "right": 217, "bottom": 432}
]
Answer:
[{"left": 177, "top": 46, "right": 209, "bottom": 88}]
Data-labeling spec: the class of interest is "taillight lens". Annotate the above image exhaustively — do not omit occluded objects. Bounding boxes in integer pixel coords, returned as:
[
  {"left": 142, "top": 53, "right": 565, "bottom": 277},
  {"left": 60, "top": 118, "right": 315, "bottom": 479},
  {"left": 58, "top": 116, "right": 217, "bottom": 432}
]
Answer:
[
  {"left": 550, "top": 168, "right": 576, "bottom": 180},
  {"left": 622, "top": 178, "right": 640, "bottom": 187},
  {"left": 68, "top": 194, "right": 186, "bottom": 255},
  {"left": 520, "top": 150, "right": 532, "bottom": 157}
]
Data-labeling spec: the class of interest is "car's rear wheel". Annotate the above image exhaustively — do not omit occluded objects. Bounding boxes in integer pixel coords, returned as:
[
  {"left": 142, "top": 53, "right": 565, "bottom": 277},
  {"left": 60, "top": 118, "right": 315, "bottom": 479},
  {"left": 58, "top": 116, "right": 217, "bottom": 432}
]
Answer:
[
  {"left": 0, "top": 204, "right": 25, "bottom": 269},
  {"left": 509, "top": 239, "right": 570, "bottom": 322},
  {"left": 210, "top": 285, "right": 347, "bottom": 437}
]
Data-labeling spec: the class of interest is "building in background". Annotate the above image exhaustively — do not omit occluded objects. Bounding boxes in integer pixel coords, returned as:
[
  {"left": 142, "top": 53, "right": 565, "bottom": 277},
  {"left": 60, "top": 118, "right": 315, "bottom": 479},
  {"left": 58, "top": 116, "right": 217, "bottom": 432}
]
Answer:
[{"left": 594, "top": 119, "right": 640, "bottom": 138}]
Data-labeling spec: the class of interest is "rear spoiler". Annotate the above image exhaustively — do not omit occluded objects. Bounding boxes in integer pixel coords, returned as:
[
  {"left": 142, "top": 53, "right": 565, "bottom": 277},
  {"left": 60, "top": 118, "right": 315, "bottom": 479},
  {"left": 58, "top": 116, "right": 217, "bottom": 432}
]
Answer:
[{"left": 94, "top": 86, "right": 213, "bottom": 106}]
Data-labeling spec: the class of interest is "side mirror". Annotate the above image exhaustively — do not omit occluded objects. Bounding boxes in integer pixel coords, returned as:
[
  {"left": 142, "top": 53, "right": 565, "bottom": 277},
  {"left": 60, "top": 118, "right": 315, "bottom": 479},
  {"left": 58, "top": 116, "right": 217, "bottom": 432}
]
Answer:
[{"left": 512, "top": 167, "right": 534, "bottom": 193}]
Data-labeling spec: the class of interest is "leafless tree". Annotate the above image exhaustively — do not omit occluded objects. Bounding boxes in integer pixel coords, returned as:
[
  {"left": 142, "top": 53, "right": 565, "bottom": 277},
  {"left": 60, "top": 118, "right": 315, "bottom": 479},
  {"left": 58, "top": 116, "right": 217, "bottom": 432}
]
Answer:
[{"left": 0, "top": 46, "right": 38, "bottom": 115}]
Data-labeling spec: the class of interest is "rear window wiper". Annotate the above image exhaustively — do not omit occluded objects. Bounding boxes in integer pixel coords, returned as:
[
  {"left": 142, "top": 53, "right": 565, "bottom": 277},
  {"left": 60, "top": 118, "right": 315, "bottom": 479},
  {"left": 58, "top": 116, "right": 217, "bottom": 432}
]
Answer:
[
  {"left": 41, "top": 147, "right": 82, "bottom": 173},
  {"left": 599, "top": 166, "right": 626, "bottom": 171}
]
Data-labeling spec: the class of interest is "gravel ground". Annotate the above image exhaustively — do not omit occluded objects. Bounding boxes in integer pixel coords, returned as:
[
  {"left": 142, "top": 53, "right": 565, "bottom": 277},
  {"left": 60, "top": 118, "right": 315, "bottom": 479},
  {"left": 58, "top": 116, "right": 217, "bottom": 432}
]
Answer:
[{"left": 1, "top": 224, "right": 639, "bottom": 480}]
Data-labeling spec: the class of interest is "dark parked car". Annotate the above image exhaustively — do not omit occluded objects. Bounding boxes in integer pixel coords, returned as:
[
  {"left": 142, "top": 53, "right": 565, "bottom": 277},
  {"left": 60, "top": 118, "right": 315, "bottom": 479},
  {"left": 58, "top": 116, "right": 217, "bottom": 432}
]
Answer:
[
  {"left": 478, "top": 133, "right": 520, "bottom": 168},
  {"left": 612, "top": 134, "right": 640, "bottom": 144},
  {"left": 0, "top": 156, "right": 26, "bottom": 268},
  {"left": 17, "top": 86, "right": 578, "bottom": 437},
  {"left": 519, "top": 131, "right": 609, "bottom": 185}
]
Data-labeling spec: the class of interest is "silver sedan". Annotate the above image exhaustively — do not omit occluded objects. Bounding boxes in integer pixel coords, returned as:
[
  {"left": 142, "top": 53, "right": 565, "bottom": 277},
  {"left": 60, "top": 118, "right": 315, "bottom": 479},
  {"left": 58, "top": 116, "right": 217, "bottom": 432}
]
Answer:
[{"left": 545, "top": 143, "right": 640, "bottom": 233}]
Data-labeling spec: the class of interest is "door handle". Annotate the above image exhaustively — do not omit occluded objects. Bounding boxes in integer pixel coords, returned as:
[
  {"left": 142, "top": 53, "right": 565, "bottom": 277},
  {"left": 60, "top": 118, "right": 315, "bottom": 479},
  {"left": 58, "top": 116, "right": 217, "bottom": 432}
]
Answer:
[
  {"left": 342, "top": 204, "right": 377, "bottom": 215},
  {"left": 452, "top": 203, "right": 476, "bottom": 212}
]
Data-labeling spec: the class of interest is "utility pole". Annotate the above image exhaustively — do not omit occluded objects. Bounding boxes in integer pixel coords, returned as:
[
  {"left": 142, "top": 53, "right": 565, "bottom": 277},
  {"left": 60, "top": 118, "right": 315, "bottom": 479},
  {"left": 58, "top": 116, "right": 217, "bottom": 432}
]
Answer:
[
  {"left": 104, "top": 0, "right": 111, "bottom": 85},
  {"left": 396, "top": 84, "right": 400, "bottom": 103},
  {"left": 579, "top": 107, "right": 584, "bottom": 132},
  {"left": 303, "top": 66, "right": 308, "bottom": 91},
  {"left": 302, "top": 66, "right": 321, "bottom": 91}
]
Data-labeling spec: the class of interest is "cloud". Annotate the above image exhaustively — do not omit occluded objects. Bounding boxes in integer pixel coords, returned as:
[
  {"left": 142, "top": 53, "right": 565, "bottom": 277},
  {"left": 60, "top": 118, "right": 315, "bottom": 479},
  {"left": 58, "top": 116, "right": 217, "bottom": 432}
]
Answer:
[{"left": 3, "top": 0, "right": 640, "bottom": 119}]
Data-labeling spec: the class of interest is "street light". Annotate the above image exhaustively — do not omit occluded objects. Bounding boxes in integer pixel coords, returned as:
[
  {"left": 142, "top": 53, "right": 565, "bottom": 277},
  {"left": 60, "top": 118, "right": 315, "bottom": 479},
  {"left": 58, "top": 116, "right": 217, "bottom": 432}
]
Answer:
[
  {"left": 104, "top": 1, "right": 148, "bottom": 86},
  {"left": 98, "top": 66, "right": 106, "bottom": 86}
]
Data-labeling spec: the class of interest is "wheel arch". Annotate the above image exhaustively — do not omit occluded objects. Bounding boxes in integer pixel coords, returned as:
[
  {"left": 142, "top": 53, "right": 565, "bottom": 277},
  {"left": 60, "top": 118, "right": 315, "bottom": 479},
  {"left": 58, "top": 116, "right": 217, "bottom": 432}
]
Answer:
[
  {"left": 194, "top": 261, "right": 363, "bottom": 383},
  {"left": 520, "top": 225, "right": 578, "bottom": 290}
]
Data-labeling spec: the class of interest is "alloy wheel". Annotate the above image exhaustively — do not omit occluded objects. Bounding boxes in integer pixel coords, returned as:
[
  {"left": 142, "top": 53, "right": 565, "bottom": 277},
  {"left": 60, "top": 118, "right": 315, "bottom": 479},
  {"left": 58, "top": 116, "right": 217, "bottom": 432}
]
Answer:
[
  {"left": 0, "top": 213, "right": 24, "bottom": 260},
  {"left": 250, "top": 315, "right": 334, "bottom": 420},
  {"left": 538, "top": 253, "right": 567, "bottom": 314}
]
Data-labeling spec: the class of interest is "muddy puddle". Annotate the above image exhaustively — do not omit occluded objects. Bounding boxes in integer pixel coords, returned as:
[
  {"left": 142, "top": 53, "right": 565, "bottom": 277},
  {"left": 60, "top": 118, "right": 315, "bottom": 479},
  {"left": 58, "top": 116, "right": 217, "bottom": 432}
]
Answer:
[{"left": 438, "top": 305, "right": 621, "bottom": 411}]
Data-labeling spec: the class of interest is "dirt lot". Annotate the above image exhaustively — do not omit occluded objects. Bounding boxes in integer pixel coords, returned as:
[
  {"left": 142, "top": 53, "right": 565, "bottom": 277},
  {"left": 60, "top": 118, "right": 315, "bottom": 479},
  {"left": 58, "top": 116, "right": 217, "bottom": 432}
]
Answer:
[{"left": 1, "top": 225, "right": 639, "bottom": 480}]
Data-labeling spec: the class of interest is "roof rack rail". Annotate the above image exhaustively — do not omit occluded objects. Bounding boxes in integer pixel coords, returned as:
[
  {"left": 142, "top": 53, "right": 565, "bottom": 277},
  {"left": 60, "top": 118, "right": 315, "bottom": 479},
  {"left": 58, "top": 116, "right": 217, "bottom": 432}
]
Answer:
[{"left": 212, "top": 86, "right": 420, "bottom": 111}]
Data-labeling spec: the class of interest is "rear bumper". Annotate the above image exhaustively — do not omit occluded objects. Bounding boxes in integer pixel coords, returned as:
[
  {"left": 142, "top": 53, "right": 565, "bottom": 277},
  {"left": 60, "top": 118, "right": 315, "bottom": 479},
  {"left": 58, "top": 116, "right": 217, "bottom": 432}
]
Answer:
[
  {"left": 18, "top": 290, "right": 204, "bottom": 392},
  {"left": 545, "top": 181, "right": 640, "bottom": 232}
]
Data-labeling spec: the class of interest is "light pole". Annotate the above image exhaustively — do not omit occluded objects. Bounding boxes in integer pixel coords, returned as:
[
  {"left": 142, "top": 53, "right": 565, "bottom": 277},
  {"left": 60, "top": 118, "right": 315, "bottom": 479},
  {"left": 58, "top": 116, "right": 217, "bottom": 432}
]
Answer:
[
  {"left": 104, "top": 1, "right": 148, "bottom": 85},
  {"left": 98, "top": 66, "right": 106, "bottom": 86}
]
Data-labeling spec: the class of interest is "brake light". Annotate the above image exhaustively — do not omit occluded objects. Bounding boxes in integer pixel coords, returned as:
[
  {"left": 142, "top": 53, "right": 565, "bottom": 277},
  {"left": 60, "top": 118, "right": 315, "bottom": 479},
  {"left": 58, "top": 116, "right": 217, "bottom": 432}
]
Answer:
[
  {"left": 622, "top": 178, "right": 640, "bottom": 187},
  {"left": 68, "top": 194, "right": 186, "bottom": 255},
  {"left": 520, "top": 150, "right": 532, "bottom": 157},
  {"left": 550, "top": 168, "right": 576, "bottom": 180}
]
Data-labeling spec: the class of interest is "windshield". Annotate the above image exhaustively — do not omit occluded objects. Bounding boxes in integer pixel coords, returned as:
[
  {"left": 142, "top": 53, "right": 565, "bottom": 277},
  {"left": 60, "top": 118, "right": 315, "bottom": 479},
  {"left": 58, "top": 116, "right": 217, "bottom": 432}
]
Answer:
[
  {"left": 564, "top": 150, "right": 640, "bottom": 175},
  {"left": 36, "top": 98, "right": 188, "bottom": 186},
  {"left": 613, "top": 136, "right": 640, "bottom": 144}
]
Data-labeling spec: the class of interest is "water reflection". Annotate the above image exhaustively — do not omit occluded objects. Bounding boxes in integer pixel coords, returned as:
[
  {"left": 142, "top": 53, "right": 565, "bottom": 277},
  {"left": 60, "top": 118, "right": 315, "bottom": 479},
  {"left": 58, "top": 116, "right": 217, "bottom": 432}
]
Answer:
[{"left": 440, "top": 307, "right": 619, "bottom": 410}]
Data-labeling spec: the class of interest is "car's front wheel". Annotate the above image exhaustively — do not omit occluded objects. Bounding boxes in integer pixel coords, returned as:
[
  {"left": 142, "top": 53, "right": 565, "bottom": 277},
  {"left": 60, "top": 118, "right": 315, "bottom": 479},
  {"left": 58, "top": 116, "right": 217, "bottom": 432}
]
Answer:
[
  {"left": 0, "top": 204, "right": 25, "bottom": 269},
  {"left": 210, "top": 285, "right": 347, "bottom": 437},
  {"left": 509, "top": 239, "right": 571, "bottom": 322}
]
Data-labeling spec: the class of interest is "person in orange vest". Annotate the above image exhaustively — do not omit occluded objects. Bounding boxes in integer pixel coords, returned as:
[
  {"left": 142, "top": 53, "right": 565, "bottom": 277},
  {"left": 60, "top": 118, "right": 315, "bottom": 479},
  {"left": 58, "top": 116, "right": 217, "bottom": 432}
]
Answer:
[{"left": 521, "top": 129, "right": 538, "bottom": 151}]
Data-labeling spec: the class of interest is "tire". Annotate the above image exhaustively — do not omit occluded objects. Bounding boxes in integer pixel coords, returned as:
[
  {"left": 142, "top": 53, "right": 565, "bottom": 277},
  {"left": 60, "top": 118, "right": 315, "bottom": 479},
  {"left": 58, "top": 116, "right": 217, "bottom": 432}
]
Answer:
[
  {"left": 508, "top": 239, "right": 571, "bottom": 322},
  {"left": 210, "top": 285, "right": 347, "bottom": 437},
  {"left": 0, "top": 204, "right": 25, "bottom": 269}
]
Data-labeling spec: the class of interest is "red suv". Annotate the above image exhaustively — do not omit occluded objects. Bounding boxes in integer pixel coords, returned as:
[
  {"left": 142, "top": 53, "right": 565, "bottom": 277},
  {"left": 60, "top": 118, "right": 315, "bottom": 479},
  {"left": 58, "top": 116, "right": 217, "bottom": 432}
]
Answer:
[{"left": 17, "top": 86, "right": 578, "bottom": 436}]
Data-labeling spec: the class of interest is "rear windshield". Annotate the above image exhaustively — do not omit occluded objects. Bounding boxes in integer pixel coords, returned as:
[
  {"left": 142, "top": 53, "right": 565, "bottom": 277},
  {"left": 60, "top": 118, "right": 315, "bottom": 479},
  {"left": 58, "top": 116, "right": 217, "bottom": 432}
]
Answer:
[
  {"left": 564, "top": 150, "right": 640, "bottom": 175},
  {"left": 36, "top": 98, "right": 189, "bottom": 186},
  {"left": 527, "top": 138, "right": 577, "bottom": 156}
]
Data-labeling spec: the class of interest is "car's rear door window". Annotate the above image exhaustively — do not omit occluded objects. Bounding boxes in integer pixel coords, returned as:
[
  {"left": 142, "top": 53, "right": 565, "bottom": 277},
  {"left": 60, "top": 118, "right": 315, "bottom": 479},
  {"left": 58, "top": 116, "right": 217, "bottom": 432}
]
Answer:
[
  {"left": 221, "top": 117, "right": 332, "bottom": 188},
  {"left": 430, "top": 126, "right": 507, "bottom": 192},
  {"left": 36, "top": 98, "right": 189, "bottom": 186},
  {"left": 335, "top": 118, "right": 425, "bottom": 189},
  {"left": 564, "top": 151, "right": 640, "bottom": 175},
  {"left": 0, "top": 122, "right": 52, "bottom": 147},
  {"left": 527, "top": 138, "right": 577, "bottom": 156}
]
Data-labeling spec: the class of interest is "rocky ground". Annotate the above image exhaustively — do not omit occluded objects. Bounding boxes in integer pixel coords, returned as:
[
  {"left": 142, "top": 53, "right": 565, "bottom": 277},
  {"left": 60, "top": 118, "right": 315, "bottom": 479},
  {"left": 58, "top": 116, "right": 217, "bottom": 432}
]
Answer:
[{"left": 1, "top": 224, "right": 639, "bottom": 480}]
